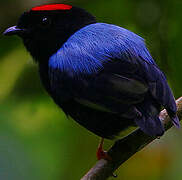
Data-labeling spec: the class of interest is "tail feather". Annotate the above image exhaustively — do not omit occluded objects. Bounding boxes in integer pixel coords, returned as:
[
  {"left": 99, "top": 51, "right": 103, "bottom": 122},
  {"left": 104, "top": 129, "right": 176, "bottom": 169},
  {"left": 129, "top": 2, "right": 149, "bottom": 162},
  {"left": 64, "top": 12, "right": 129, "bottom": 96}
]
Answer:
[
  {"left": 166, "top": 107, "right": 180, "bottom": 128},
  {"left": 135, "top": 95, "right": 165, "bottom": 136},
  {"left": 135, "top": 115, "right": 164, "bottom": 136},
  {"left": 171, "top": 115, "right": 180, "bottom": 128}
]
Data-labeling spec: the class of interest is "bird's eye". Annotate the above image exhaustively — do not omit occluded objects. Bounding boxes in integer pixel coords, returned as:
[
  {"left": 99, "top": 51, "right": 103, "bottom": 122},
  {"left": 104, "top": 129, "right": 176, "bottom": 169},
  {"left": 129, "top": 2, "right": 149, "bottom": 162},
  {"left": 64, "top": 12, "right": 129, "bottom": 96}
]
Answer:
[{"left": 40, "top": 17, "right": 51, "bottom": 27}]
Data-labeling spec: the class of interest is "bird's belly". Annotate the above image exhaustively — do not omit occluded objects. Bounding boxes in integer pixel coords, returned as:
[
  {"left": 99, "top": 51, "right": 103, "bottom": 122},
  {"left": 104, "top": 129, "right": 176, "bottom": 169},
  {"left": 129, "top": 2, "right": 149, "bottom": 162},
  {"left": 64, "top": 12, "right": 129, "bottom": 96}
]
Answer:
[{"left": 61, "top": 100, "right": 136, "bottom": 139}]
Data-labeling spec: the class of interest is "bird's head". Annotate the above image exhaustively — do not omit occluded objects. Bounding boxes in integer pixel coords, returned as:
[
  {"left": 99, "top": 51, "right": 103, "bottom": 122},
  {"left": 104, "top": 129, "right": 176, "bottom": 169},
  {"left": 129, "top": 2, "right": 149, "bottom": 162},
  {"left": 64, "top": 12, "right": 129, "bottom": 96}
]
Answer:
[{"left": 3, "top": 4, "right": 96, "bottom": 61}]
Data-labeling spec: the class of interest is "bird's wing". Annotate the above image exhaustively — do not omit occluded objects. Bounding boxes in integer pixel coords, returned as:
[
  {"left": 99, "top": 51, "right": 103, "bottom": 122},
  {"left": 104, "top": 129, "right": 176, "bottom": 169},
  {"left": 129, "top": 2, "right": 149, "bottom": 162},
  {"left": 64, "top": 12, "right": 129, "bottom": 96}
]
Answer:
[
  {"left": 138, "top": 57, "right": 180, "bottom": 128},
  {"left": 49, "top": 57, "right": 147, "bottom": 118}
]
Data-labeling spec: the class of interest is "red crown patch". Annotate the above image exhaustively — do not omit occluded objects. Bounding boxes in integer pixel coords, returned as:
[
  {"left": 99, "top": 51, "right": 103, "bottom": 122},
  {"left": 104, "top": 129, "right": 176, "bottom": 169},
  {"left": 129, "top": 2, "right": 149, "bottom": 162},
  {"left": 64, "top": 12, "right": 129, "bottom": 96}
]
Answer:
[{"left": 31, "top": 4, "right": 72, "bottom": 11}]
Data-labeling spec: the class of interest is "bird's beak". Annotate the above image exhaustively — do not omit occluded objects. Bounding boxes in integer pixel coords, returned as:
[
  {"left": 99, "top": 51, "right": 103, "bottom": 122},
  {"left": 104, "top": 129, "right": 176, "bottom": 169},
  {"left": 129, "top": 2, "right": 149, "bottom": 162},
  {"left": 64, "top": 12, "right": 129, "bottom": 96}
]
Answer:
[{"left": 3, "top": 26, "right": 26, "bottom": 36}]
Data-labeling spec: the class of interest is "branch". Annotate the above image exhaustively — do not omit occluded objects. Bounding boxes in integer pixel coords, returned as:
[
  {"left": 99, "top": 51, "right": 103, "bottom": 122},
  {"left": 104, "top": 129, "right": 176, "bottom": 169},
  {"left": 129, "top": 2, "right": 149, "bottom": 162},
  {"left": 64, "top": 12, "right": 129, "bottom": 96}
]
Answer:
[{"left": 81, "top": 97, "right": 182, "bottom": 180}]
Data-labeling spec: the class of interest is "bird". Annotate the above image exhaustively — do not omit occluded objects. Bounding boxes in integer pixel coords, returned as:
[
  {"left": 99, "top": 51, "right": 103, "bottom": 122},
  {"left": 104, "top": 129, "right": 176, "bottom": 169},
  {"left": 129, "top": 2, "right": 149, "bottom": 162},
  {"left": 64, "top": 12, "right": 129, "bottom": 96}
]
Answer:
[{"left": 3, "top": 4, "right": 180, "bottom": 160}]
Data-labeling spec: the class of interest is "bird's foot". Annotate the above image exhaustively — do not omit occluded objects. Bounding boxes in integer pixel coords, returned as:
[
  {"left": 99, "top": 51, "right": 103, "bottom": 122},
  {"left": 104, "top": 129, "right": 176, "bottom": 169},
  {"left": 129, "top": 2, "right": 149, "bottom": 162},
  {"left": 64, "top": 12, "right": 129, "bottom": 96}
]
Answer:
[
  {"left": 96, "top": 147, "right": 112, "bottom": 161},
  {"left": 96, "top": 138, "right": 112, "bottom": 161}
]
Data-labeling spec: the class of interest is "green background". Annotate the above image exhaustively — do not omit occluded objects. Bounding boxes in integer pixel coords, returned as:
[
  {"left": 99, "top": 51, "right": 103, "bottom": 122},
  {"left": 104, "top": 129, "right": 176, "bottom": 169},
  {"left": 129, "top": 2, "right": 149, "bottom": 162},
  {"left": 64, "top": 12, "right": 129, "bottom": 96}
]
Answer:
[{"left": 0, "top": 0, "right": 182, "bottom": 179}]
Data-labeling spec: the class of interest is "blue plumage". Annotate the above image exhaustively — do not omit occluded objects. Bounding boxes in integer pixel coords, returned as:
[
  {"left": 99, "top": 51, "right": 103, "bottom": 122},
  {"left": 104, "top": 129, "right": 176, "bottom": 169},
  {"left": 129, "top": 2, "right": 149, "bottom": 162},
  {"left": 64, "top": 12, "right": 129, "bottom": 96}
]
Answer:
[
  {"left": 48, "top": 23, "right": 179, "bottom": 137},
  {"left": 49, "top": 23, "right": 156, "bottom": 75}
]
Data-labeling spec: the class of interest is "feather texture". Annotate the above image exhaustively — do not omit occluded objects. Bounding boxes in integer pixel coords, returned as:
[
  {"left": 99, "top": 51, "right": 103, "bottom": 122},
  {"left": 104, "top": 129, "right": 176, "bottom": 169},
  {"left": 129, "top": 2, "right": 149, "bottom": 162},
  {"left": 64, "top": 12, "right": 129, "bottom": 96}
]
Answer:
[
  {"left": 49, "top": 23, "right": 156, "bottom": 75},
  {"left": 47, "top": 23, "right": 179, "bottom": 138}
]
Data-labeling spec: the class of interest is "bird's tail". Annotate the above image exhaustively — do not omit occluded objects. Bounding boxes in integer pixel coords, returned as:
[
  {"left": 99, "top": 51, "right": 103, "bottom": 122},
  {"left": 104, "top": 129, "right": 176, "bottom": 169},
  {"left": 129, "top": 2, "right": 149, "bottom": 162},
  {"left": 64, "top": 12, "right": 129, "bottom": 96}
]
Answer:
[
  {"left": 135, "top": 115, "right": 164, "bottom": 136},
  {"left": 135, "top": 100, "right": 165, "bottom": 136},
  {"left": 166, "top": 107, "right": 180, "bottom": 128}
]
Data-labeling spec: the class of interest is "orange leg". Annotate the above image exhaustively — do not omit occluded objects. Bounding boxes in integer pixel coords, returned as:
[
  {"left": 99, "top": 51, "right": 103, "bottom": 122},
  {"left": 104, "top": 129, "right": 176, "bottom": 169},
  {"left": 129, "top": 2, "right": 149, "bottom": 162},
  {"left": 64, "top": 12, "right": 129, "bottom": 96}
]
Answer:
[{"left": 96, "top": 138, "right": 112, "bottom": 161}]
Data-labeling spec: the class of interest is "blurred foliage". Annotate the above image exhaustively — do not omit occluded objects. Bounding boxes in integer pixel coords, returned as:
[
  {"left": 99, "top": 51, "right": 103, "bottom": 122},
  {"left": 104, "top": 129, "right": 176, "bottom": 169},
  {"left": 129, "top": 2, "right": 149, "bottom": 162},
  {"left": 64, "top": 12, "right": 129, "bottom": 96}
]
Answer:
[{"left": 0, "top": 0, "right": 182, "bottom": 180}]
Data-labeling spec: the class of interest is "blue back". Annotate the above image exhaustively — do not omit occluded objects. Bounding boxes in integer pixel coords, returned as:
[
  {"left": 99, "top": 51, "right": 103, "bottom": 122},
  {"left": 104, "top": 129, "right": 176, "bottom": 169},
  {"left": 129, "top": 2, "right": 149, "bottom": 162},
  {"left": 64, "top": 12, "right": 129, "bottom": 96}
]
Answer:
[{"left": 49, "top": 23, "right": 156, "bottom": 76}]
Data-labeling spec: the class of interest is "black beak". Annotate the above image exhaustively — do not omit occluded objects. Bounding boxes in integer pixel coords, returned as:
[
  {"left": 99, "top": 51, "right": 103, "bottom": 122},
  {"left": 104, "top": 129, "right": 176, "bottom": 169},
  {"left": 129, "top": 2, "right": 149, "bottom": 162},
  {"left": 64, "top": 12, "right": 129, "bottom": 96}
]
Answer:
[{"left": 3, "top": 26, "right": 26, "bottom": 36}]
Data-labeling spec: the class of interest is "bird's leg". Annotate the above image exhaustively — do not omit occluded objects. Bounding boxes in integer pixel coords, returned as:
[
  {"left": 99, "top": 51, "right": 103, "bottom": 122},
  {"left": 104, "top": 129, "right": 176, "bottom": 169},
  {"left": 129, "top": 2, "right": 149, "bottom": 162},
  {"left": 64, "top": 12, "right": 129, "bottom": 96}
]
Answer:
[
  {"left": 96, "top": 138, "right": 112, "bottom": 161},
  {"left": 96, "top": 138, "right": 118, "bottom": 178}
]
